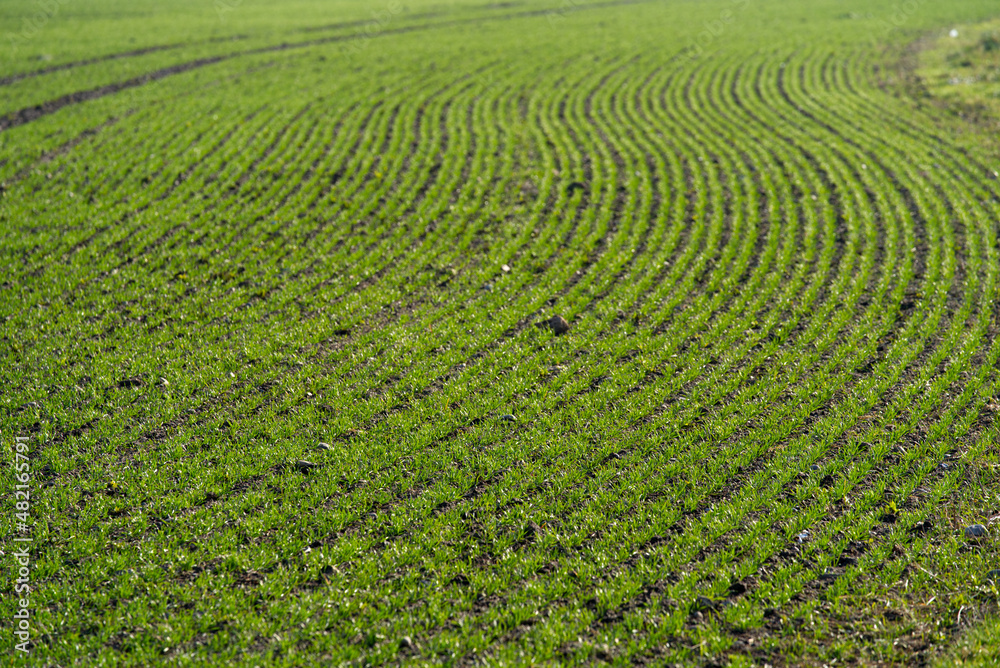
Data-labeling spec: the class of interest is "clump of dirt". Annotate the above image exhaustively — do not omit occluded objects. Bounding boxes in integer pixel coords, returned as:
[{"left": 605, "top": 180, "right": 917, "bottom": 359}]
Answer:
[{"left": 547, "top": 314, "right": 570, "bottom": 335}]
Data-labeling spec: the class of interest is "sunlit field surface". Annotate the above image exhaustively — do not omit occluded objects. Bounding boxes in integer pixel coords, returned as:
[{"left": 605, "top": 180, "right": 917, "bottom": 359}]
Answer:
[{"left": 2, "top": 0, "right": 1000, "bottom": 665}]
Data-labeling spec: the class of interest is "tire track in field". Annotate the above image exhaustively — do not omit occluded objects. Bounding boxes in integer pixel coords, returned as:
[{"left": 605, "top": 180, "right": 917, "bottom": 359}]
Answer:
[
  {"left": 0, "top": 0, "right": 662, "bottom": 134},
  {"left": 0, "top": 43, "right": 188, "bottom": 87},
  {"left": 0, "top": 0, "right": 578, "bottom": 90}
]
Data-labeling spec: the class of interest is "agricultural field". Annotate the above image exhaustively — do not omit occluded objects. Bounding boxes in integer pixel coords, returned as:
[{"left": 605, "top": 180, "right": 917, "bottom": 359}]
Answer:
[{"left": 3, "top": 0, "right": 1000, "bottom": 665}]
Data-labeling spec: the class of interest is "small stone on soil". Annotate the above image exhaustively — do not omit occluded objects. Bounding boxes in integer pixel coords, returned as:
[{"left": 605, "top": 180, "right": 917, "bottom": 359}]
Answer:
[
  {"left": 294, "top": 460, "right": 320, "bottom": 472},
  {"left": 692, "top": 596, "right": 717, "bottom": 612},
  {"left": 965, "top": 524, "right": 988, "bottom": 539},
  {"left": 522, "top": 521, "right": 541, "bottom": 541},
  {"left": 548, "top": 314, "right": 570, "bottom": 335}
]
